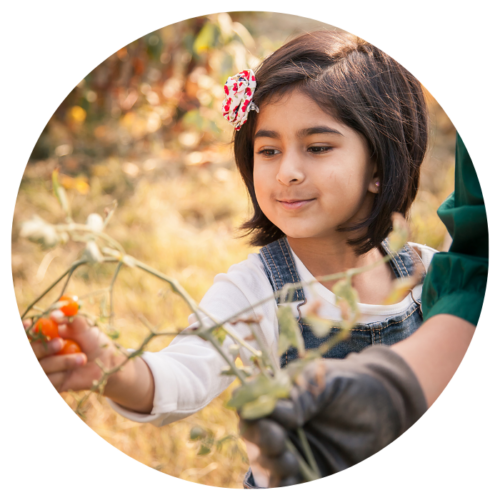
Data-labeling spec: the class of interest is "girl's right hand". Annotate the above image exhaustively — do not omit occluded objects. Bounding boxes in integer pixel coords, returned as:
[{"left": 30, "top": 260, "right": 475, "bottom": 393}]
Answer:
[{"left": 26, "top": 311, "right": 124, "bottom": 393}]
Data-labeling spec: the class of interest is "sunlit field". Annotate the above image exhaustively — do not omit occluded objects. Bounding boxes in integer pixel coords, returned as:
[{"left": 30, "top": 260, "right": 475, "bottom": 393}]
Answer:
[{"left": 12, "top": 12, "right": 456, "bottom": 488}]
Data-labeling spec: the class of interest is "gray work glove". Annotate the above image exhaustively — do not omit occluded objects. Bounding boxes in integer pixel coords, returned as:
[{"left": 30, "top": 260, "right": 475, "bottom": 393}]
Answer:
[{"left": 240, "top": 345, "right": 427, "bottom": 487}]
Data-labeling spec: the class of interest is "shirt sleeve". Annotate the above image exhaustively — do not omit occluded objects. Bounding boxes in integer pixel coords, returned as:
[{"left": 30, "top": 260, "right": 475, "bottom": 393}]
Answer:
[
  {"left": 421, "top": 133, "right": 488, "bottom": 325},
  {"left": 107, "top": 253, "right": 278, "bottom": 426}
]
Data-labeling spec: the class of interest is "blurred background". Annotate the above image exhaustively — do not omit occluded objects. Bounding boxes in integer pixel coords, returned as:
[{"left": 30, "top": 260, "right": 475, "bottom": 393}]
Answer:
[{"left": 12, "top": 12, "right": 456, "bottom": 488}]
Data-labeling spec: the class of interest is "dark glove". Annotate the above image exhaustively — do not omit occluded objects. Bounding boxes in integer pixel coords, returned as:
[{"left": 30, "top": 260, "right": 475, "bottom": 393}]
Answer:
[{"left": 240, "top": 345, "right": 427, "bottom": 487}]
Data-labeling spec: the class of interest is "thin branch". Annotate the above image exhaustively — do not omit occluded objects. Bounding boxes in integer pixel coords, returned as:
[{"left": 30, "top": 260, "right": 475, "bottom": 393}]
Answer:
[
  {"left": 133, "top": 259, "right": 205, "bottom": 328},
  {"left": 102, "top": 200, "right": 118, "bottom": 229},
  {"left": 198, "top": 305, "right": 262, "bottom": 358},
  {"left": 21, "top": 258, "right": 88, "bottom": 319},
  {"left": 57, "top": 223, "right": 126, "bottom": 255},
  {"left": 297, "top": 427, "right": 320, "bottom": 478},
  {"left": 284, "top": 438, "right": 319, "bottom": 482},
  {"left": 108, "top": 261, "right": 123, "bottom": 327},
  {"left": 198, "top": 331, "right": 248, "bottom": 385},
  {"left": 248, "top": 324, "right": 280, "bottom": 376}
]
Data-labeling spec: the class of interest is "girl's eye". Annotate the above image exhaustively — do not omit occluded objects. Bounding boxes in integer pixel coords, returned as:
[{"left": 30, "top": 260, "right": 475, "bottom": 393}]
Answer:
[
  {"left": 257, "top": 148, "right": 280, "bottom": 157},
  {"left": 256, "top": 146, "right": 332, "bottom": 156},
  {"left": 308, "top": 146, "right": 333, "bottom": 154}
]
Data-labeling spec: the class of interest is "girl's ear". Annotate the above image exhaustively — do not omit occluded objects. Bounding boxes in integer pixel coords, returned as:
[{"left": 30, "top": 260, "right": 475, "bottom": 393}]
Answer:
[
  {"left": 368, "top": 163, "right": 380, "bottom": 194},
  {"left": 368, "top": 178, "right": 380, "bottom": 194}
]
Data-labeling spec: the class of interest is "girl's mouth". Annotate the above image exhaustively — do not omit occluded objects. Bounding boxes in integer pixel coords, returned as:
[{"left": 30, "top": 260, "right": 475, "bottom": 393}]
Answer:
[{"left": 277, "top": 199, "right": 315, "bottom": 210}]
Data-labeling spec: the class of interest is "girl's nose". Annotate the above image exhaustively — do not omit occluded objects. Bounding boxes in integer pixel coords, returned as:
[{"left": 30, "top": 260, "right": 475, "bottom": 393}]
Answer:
[{"left": 276, "top": 152, "right": 305, "bottom": 186}]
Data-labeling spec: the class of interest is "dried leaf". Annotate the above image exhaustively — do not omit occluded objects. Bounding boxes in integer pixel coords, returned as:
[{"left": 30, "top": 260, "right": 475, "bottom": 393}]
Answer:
[
  {"left": 52, "top": 169, "right": 72, "bottom": 219},
  {"left": 86, "top": 213, "right": 104, "bottom": 232},
  {"left": 387, "top": 213, "right": 409, "bottom": 253},
  {"left": 383, "top": 276, "right": 418, "bottom": 305},
  {"left": 277, "top": 305, "right": 304, "bottom": 356},
  {"left": 303, "top": 299, "right": 333, "bottom": 336},
  {"left": 20, "top": 215, "right": 61, "bottom": 248},
  {"left": 228, "top": 344, "right": 240, "bottom": 356},
  {"left": 83, "top": 240, "right": 103, "bottom": 263},
  {"left": 332, "top": 279, "right": 359, "bottom": 321}
]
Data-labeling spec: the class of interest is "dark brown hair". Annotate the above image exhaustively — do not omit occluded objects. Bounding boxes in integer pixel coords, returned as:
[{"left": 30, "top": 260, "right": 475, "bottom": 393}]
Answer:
[{"left": 233, "top": 30, "right": 429, "bottom": 254}]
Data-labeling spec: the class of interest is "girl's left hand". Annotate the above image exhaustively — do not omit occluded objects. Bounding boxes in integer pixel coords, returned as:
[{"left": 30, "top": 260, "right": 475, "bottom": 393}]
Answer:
[{"left": 24, "top": 311, "right": 124, "bottom": 393}]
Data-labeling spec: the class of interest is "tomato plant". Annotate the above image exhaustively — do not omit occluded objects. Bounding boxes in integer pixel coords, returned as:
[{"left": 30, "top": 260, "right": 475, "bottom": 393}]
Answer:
[{"left": 59, "top": 295, "right": 79, "bottom": 316}]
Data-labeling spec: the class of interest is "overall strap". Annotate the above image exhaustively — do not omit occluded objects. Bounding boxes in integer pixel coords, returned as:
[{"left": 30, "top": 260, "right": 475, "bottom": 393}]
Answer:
[
  {"left": 259, "top": 237, "right": 305, "bottom": 304},
  {"left": 380, "top": 239, "right": 426, "bottom": 283},
  {"left": 260, "top": 237, "right": 426, "bottom": 305}
]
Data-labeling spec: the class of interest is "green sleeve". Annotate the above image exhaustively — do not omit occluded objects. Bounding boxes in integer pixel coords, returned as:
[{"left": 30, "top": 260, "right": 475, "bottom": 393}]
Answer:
[{"left": 421, "top": 133, "right": 488, "bottom": 326}]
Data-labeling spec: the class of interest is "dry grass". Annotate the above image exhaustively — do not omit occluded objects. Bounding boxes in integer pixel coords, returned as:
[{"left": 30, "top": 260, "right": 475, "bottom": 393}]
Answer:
[{"left": 13, "top": 154, "right": 254, "bottom": 488}]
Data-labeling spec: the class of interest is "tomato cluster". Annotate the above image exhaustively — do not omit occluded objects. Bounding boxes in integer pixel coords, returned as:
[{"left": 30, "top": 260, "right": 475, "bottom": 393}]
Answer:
[{"left": 33, "top": 295, "right": 82, "bottom": 354}]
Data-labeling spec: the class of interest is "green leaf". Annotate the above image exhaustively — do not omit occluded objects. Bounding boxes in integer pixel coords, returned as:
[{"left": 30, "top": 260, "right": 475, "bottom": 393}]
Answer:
[
  {"left": 277, "top": 305, "right": 304, "bottom": 356},
  {"left": 227, "top": 372, "right": 291, "bottom": 410},
  {"left": 241, "top": 395, "right": 277, "bottom": 420},
  {"left": 189, "top": 426, "right": 206, "bottom": 441},
  {"left": 107, "top": 329, "right": 120, "bottom": 340},
  {"left": 193, "top": 22, "right": 218, "bottom": 54},
  {"left": 212, "top": 326, "right": 227, "bottom": 345},
  {"left": 197, "top": 444, "right": 211, "bottom": 456}
]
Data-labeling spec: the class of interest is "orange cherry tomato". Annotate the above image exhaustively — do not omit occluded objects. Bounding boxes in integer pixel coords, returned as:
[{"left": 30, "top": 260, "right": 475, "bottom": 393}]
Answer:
[
  {"left": 59, "top": 295, "right": 79, "bottom": 316},
  {"left": 33, "top": 317, "right": 59, "bottom": 340},
  {"left": 57, "top": 339, "right": 82, "bottom": 355}
]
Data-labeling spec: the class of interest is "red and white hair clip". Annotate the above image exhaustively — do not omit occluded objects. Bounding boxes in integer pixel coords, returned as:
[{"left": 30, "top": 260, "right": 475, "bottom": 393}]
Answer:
[{"left": 221, "top": 69, "right": 259, "bottom": 131}]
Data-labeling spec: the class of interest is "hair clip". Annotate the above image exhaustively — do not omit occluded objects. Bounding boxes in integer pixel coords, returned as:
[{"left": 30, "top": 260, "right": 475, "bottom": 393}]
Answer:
[{"left": 222, "top": 69, "right": 259, "bottom": 131}]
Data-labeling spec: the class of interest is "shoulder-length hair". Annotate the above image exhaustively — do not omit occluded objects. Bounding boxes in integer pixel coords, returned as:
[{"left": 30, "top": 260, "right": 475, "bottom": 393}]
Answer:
[{"left": 233, "top": 30, "right": 429, "bottom": 254}]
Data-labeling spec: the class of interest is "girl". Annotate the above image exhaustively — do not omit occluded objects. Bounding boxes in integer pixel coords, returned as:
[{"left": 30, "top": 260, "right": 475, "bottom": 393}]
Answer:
[{"left": 31, "top": 31, "right": 436, "bottom": 488}]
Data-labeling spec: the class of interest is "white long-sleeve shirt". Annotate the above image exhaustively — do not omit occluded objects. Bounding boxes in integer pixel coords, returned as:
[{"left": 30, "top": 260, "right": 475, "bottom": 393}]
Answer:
[{"left": 107, "top": 242, "right": 436, "bottom": 485}]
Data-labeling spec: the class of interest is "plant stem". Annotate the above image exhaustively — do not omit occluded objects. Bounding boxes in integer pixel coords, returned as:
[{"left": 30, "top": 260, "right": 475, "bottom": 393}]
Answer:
[
  {"left": 57, "top": 223, "right": 125, "bottom": 255},
  {"left": 133, "top": 259, "right": 205, "bottom": 328},
  {"left": 102, "top": 200, "right": 118, "bottom": 229},
  {"left": 297, "top": 427, "right": 320, "bottom": 478},
  {"left": 198, "top": 331, "right": 248, "bottom": 385},
  {"left": 249, "top": 324, "right": 280, "bottom": 376},
  {"left": 198, "top": 305, "right": 262, "bottom": 358}
]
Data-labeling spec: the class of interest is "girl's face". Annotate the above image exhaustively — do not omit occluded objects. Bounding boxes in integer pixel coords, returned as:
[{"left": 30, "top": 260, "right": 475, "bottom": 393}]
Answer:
[{"left": 253, "top": 90, "right": 379, "bottom": 242}]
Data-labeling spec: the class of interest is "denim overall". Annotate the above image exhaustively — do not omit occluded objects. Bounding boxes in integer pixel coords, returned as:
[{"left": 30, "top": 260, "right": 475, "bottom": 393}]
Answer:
[{"left": 243, "top": 236, "right": 425, "bottom": 488}]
